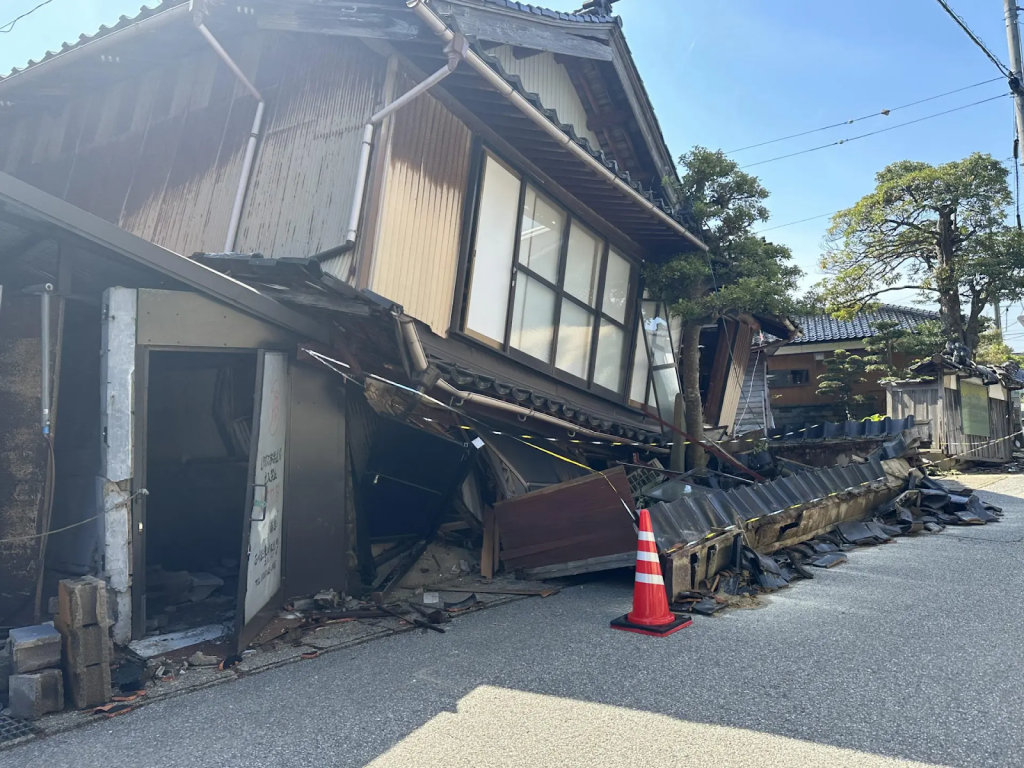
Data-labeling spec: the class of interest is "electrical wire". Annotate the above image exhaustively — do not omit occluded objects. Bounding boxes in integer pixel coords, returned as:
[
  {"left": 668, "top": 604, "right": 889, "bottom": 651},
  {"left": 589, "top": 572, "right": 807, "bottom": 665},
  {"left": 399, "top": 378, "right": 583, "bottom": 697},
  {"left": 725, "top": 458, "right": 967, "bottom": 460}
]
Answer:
[
  {"left": 755, "top": 211, "right": 837, "bottom": 233},
  {"left": 0, "top": 0, "right": 54, "bottom": 33},
  {"left": 933, "top": 0, "right": 1012, "bottom": 76},
  {"left": 742, "top": 93, "right": 1009, "bottom": 169},
  {"left": 728, "top": 76, "right": 1004, "bottom": 154}
]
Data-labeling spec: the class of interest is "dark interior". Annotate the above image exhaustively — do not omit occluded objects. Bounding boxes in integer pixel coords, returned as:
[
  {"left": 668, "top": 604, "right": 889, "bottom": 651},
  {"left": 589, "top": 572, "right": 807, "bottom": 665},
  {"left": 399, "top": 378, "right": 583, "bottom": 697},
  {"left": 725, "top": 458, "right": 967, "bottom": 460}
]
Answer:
[{"left": 143, "top": 350, "right": 257, "bottom": 632}]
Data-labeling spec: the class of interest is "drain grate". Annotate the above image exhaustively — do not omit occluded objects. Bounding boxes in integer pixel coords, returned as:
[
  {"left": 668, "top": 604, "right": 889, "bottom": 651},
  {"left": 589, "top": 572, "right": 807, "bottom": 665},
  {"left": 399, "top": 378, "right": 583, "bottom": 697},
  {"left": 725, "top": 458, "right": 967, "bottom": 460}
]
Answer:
[{"left": 0, "top": 713, "right": 36, "bottom": 744}]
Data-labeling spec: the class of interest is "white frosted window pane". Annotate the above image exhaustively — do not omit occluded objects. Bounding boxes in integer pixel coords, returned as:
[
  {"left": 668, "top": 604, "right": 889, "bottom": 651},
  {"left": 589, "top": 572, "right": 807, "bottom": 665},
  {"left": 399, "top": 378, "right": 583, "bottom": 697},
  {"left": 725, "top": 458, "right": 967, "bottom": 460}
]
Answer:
[
  {"left": 564, "top": 222, "right": 601, "bottom": 306},
  {"left": 602, "top": 248, "right": 631, "bottom": 322},
  {"left": 465, "top": 156, "right": 521, "bottom": 343},
  {"left": 555, "top": 300, "right": 594, "bottom": 379},
  {"left": 629, "top": 323, "right": 649, "bottom": 404},
  {"left": 519, "top": 187, "right": 564, "bottom": 282},
  {"left": 653, "top": 367, "right": 680, "bottom": 422},
  {"left": 510, "top": 275, "right": 556, "bottom": 362},
  {"left": 594, "top": 321, "right": 626, "bottom": 392}
]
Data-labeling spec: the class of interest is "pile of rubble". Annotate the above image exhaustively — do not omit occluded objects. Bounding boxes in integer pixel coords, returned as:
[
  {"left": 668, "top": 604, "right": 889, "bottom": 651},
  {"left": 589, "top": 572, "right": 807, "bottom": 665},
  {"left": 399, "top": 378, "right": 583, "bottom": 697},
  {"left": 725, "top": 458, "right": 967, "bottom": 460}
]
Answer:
[{"left": 669, "top": 471, "right": 1002, "bottom": 614}]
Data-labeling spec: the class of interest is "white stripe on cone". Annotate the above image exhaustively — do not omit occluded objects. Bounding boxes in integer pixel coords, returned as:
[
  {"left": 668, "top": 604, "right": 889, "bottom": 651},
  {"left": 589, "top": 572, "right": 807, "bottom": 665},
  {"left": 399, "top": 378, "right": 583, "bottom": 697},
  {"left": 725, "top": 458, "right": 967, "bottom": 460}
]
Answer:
[
  {"left": 636, "top": 551, "right": 659, "bottom": 562},
  {"left": 635, "top": 572, "right": 664, "bottom": 585},
  {"left": 638, "top": 531, "right": 655, "bottom": 542}
]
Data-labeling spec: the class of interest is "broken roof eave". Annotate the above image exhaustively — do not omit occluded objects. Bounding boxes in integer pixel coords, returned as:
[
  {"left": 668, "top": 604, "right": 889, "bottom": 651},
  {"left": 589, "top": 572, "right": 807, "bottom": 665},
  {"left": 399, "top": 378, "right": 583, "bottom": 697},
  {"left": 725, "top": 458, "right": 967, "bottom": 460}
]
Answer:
[{"left": 0, "top": 171, "right": 327, "bottom": 342}]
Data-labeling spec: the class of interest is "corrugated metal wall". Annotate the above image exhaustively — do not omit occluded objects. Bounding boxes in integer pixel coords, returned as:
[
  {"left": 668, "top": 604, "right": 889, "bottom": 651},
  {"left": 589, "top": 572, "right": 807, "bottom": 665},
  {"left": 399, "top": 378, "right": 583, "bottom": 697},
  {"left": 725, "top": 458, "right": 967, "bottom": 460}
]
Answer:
[
  {"left": 491, "top": 46, "right": 601, "bottom": 147},
  {"left": 369, "top": 80, "right": 472, "bottom": 336},
  {"left": 0, "top": 33, "right": 385, "bottom": 275},
  {"left": 735, "top": 349, "right": 770, "bottom": 435}
]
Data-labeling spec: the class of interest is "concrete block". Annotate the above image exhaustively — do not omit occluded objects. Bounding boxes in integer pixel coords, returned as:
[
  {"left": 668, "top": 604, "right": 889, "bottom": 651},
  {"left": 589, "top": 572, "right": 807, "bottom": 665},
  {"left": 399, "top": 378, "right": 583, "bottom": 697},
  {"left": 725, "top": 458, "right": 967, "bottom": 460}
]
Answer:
[
  {"left": 9, "top": 670, "right": 64, "bottom": 719},
  {"left": 57, "top": 623, "right": 111, "bottom": 669},
  {"left": 7, "top": 625, "right": 62, "bottom": 674},
  {"left": 65, "top": 663, "right": 111, "bottom": 710},
  {"left": 58, "top": 576, "right": 108, "bottom": 629}
]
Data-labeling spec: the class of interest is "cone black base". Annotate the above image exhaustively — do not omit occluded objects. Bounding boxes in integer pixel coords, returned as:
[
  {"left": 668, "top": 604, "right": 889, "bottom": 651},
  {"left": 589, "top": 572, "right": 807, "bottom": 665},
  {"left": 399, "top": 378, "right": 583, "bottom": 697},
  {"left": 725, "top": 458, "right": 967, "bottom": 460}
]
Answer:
[{"left": 609, "top": 613, "right": 692, "bottom": 637}]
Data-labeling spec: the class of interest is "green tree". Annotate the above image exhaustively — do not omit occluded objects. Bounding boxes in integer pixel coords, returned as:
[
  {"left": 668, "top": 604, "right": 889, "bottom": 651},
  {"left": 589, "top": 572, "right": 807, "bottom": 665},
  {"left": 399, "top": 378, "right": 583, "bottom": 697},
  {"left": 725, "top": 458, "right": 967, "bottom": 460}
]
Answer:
[
  {"left": 974, "top": 327, "right": 1024, "bottom": 366},
  {"left": 816, "top": 349, "right": 872, "bottom": 419},
  {"left": 862, "top": 319, "right": 907, "bottom": 379},
  {"left": 646, "top": 148, "right": 801, "bottom": 469},
  {"left": 819, "top": 153, "right": 1024, "bottom": 351}
]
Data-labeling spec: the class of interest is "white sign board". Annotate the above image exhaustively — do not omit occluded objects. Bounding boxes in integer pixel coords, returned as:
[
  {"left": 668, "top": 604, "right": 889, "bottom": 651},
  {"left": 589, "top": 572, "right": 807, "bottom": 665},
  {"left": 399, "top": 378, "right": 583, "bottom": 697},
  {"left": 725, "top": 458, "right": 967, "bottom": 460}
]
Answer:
[{"left": 244, "top": 352, "right": 288, "bottom": 624}]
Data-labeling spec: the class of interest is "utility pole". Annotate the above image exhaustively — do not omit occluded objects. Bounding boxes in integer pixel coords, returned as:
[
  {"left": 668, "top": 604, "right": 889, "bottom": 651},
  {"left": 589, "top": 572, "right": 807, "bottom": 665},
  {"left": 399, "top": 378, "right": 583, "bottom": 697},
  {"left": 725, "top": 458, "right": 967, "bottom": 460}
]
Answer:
[
  {"left": 1002, "top": 0, "right": 1024, "bottom": 335},
  {"left": 1005, "top": 0, "right": 1024, "bottom": 149}
]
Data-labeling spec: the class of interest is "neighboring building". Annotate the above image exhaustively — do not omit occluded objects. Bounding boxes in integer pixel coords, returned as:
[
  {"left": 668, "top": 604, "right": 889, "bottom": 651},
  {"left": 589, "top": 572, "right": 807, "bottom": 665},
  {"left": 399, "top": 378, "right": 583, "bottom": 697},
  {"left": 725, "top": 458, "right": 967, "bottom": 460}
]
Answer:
[
  {"left": 769, "top": 305, "right": 938, "bottom": 424},
  {"left": 697, "top": 314, "right": 798, "bottom": 435},
  {"left": 0, "top": 0, "right": 705, "bottom": 645},
  {"left": 887, "top": 348, "right": 1024, "bottom": 464}
]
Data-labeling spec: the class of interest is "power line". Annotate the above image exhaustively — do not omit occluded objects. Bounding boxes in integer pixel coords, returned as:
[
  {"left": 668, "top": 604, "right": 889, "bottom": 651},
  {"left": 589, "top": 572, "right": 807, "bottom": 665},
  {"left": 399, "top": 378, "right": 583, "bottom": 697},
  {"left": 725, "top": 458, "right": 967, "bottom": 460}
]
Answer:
[
  {"left": 933, "top": 0, "right": 1012, "bottom": 76},
  {"left": 728, "top": 77, "right": 1004, "bottom": 154},
  {"left": 742, "top": 93, "right": 1009, "bottom": 169},
  {"left": 754, "top": 211, "right": 837, "bottom": 233},
  {"left": 0, "top": 0, "right": 54, "bottom": 34}
]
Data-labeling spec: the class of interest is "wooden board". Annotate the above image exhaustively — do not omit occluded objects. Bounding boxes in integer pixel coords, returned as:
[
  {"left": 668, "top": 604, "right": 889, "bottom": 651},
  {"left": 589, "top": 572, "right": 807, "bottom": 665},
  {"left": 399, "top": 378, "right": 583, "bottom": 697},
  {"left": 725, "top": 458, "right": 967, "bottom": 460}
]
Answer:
[{"left": 495, "top": 467, "right": 636, "bottom": 571}]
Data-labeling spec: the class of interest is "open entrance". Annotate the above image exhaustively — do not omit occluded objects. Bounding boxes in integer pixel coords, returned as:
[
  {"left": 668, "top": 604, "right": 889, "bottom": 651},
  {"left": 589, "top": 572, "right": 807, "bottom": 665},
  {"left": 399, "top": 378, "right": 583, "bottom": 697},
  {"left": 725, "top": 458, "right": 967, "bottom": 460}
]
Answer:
[{"left": 142, "top": 350, "right": 257, "bottom": 639}]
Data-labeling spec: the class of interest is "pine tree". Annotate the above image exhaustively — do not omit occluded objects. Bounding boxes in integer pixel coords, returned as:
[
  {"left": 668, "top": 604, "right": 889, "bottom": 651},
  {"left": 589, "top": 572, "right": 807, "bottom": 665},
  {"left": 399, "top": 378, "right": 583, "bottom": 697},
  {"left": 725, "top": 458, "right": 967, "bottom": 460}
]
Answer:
[{"left": 816, "top": 349, "right": 872, "bottom": 419}]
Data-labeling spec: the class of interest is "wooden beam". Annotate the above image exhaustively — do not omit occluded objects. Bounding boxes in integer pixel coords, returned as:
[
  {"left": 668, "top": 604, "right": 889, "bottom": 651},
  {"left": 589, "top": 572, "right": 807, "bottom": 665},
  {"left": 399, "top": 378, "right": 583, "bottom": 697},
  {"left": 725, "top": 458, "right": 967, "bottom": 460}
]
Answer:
[
  {"left": 586, "top": 109, "right": 633, "bottom": 131},
  {"left": 513, "top": 46, "right": 544, "bottom": 60}
]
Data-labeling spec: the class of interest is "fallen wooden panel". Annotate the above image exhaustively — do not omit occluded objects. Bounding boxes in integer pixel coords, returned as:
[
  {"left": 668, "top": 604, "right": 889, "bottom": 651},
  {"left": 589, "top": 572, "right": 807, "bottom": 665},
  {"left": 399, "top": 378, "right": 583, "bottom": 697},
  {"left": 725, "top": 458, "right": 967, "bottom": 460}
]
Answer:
[{"left": 495, "top": 467, "right": 637, "bottom": 573}]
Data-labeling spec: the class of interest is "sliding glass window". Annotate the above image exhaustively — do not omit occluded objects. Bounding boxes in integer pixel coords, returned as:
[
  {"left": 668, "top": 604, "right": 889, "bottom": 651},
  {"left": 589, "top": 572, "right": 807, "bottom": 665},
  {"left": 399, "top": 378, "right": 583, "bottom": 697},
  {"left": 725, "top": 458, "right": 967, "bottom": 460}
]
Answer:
[{"left": 463, "top": 150, "right": 639, "bottom": 397}]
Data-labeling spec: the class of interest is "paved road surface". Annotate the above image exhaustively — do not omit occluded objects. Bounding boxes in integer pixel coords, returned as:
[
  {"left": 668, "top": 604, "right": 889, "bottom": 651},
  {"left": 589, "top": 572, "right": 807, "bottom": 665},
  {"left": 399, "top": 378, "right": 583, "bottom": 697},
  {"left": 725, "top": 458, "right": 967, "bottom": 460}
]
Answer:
[{"left": 4, "top": 476, "right": 1023, "bottom": 768}]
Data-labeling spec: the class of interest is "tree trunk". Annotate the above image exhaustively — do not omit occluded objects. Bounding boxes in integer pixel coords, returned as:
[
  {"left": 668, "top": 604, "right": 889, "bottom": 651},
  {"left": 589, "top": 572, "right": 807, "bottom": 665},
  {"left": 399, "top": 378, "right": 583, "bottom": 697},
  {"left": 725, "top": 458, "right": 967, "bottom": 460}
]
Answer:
[
  {"left": 681, "top": 320, "right": 708, "bottom": 471},
  {"left": 935, "top": 208, "right": 966, "bottom": 345}
]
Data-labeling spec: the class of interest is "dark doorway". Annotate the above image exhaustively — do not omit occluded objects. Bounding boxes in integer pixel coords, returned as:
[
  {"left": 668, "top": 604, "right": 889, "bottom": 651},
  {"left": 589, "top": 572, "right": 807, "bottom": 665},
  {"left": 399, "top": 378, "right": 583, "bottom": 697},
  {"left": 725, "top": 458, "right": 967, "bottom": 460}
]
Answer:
[{"left": 142, "top": 351, "right": 257, "bottom": 635}]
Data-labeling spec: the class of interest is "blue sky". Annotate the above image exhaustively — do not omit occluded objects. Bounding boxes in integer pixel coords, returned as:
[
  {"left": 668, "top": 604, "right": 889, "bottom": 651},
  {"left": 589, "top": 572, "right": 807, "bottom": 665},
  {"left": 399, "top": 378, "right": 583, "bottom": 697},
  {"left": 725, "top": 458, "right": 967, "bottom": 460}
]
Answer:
[{"left": 3, "top": 0, "right": 1023, "bottom": 343}]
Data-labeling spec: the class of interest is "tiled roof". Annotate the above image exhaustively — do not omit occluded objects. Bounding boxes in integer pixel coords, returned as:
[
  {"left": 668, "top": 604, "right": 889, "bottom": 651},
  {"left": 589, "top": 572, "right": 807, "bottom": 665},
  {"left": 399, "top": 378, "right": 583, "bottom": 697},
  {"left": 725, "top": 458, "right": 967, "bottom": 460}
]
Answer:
[
  {"left": 1, "top": 1, "right": 188, "bottom": 81},
  {"left": 1, "top": 0, "right": 618, "bottom": 82},
  {"left": 481, "top": 0, "right": 617, "bottom": 24},
  {"left": 792, "top": 305, "right": 939, "bottom": 344}
]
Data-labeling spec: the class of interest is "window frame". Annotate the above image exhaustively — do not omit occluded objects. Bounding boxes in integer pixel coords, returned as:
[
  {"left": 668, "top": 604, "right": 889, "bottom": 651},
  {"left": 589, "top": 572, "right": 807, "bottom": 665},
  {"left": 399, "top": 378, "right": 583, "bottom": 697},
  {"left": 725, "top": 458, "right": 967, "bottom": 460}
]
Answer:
[
  {"left": 456, "top": 146, "right": 644, "bottom": 404},
  {"left": 768, "top": 369, "right": 812, "bottom": 388}
]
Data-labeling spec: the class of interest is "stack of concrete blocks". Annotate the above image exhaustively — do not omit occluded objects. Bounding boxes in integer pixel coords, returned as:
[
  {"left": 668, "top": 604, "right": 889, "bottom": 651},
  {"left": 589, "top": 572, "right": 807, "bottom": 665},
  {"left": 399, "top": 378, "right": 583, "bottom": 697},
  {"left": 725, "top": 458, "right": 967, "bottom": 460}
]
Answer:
[
  {"left": 6, "top": 626, "right": 64, "bottom": 719},
  {"left": 54, "top": 576, "right": 112, "bottom": 710}
]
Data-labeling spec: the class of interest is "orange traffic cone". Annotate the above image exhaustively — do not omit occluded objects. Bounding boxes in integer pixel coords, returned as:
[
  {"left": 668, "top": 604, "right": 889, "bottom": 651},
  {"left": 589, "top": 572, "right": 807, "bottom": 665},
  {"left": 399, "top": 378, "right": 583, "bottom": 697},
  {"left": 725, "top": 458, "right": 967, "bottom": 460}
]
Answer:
[{"left": 610, "top": 508, "right": 692, "bottom": 637}]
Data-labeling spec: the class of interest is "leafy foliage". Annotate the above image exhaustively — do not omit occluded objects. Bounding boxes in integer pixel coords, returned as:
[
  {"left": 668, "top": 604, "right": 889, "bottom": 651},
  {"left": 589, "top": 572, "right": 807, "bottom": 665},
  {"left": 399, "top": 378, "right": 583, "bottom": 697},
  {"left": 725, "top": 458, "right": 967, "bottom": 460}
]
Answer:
[
  {"left": 975, "top": 328, "right": 1024, "bottom": 366},
  {"left": 644, "top": 147, "right": 802, "bottom": 469},
  {"left": 861, "top": 318, "right": 945, "bottom": 380},
  {"left": 816, "top": 349, "right": 872, "bottom": 419},
  {"left": 818, "top": 153, "right": 1024, "bottom": 351}
]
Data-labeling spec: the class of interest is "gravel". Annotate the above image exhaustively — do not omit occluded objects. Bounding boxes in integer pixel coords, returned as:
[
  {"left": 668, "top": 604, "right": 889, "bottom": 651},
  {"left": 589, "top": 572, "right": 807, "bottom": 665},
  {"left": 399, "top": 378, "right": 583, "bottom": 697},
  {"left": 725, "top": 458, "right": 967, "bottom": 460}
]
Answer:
[{"left": 4, "top": 477, "right": 1022, "bottom": 768}]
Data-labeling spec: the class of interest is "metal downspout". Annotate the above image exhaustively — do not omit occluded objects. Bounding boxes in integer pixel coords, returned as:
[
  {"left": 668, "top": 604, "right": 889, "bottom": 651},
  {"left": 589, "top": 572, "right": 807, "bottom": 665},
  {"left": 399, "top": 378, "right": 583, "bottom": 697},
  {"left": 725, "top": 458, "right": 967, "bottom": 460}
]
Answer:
[
  {"left": 404, "top": 0, "right": 706, "bottom": 252},
  {"left": 332, "top": 39, "right": 466, "bottom": 263},
  {"left": 193, "top": 14, "right": 265, "bottom": 253},
  {"left": 395, "top": 313, "right": 664, "bottom": 449}
]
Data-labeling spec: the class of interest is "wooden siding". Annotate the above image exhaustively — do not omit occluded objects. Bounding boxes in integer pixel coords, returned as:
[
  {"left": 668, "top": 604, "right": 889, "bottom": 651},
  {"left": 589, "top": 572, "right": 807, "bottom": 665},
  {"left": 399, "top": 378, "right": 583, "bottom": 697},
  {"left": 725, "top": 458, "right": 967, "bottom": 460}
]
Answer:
[
  {"left": 942, "top": 386, "right": 1012, "bottom": 463},
  {"left": 490, "top": 46, "right": 602, "bottom": 147},
  {"left": 369, "top": 82, "right": 472, "bottom": 336},
  {"left": 718, "top": 322, "right": 753, "bottom": 431},
  {"left": 887, "top": 382, "right": 941, "bottom": 444},
  {"left": 0, "top": 33, "right": 385, "bottom": 278}
]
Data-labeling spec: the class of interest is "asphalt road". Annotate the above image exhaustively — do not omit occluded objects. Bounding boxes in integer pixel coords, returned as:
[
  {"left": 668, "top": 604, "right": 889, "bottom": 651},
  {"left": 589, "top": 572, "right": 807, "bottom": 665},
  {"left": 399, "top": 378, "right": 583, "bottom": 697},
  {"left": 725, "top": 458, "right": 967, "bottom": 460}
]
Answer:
[{"left": 5, "top": 476, "right": 1023, "bottom": 768}]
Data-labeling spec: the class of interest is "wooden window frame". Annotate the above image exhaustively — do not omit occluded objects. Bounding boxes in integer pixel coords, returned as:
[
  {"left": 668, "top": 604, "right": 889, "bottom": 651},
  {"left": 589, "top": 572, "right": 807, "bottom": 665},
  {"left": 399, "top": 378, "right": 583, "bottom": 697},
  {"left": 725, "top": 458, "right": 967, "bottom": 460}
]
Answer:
[{"left": 455, "top": 144, "right": 644, "bottom": 405}]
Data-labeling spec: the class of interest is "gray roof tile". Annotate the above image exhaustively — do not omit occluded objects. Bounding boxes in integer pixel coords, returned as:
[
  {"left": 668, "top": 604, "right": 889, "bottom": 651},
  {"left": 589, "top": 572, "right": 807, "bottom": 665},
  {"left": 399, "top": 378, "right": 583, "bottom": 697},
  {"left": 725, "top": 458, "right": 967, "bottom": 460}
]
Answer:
[{"left": 792, "top": 305, "right": 939, "bottom": 344}]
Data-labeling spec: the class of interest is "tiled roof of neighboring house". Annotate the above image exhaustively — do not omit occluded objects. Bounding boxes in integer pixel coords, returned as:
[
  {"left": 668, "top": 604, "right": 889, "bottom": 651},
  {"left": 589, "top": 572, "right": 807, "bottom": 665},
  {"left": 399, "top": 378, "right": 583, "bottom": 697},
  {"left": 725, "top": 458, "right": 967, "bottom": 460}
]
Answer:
[{"left": 792, "top": 305, "right": 939, "bottom": 344}]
